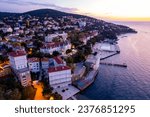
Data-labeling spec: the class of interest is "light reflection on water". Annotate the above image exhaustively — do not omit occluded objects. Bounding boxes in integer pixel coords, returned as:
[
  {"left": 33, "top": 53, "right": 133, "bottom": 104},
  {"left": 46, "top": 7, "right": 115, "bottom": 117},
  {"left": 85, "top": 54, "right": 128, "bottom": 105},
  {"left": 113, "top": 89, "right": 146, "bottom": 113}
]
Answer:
[{"left": 77, "top": 22, "right": 150, "bottom": 100}]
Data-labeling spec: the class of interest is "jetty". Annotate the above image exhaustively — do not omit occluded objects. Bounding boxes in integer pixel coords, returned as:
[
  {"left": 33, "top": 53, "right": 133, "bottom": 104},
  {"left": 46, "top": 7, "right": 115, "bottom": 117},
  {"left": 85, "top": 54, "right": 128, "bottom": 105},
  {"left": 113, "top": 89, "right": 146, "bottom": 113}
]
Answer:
[
  {"left": 100, "top": 52, "right": 119, "bottom": 60},
  {"left": 100, "top": 62, "right": 127, "bottom": 68}
]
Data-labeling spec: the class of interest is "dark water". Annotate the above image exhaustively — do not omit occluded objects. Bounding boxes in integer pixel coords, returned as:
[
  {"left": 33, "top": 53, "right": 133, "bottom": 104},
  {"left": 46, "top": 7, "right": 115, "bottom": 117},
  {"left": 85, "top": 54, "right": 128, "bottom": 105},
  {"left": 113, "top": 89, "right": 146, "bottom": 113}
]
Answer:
[{"left": 76, "top": 22, "right": 150, "bottom": 100}]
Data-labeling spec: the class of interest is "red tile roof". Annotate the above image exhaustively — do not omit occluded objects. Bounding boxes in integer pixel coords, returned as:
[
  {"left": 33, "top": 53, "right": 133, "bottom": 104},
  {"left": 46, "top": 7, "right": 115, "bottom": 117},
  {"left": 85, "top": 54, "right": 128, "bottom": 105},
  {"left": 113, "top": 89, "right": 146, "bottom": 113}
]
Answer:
[
  {"left": 41, "top": 57, "right": 49, "bottom": 62},
  {"left": 41, "top": 42, "right": 63, "bottom": 49},
  {"left": 53, "top": 56, "right": 64, "bottom": 64},
  {"left": 9, "top": 51, "right": 26, "bottom": 57},
  {"left": 28, "top": 57, "right": 39, "bottom": 63},
  {"left": 48, "top": 66, "right": 70, "bottom": 73}
]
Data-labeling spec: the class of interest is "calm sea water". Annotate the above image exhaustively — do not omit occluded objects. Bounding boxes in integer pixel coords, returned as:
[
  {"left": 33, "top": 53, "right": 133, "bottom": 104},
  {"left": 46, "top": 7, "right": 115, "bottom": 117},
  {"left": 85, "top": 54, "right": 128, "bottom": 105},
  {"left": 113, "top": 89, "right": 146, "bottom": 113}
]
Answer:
[{"left": 76, "top": 22, "right": 150, "bottom": 100}]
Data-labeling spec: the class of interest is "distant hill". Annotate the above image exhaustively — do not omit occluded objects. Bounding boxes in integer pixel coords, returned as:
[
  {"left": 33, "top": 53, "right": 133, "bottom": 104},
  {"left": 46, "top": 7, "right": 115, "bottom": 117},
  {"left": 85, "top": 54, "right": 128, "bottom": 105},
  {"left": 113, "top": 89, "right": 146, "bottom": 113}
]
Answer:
[
  {"left": 23, "top": 9, "right": 86, "bottom": 18},
  {"left": 0, "top": 12, "right": 19, "bottom": 20},
  {"left": 0, "top": 9, "right": 89, "bottom": 20}
]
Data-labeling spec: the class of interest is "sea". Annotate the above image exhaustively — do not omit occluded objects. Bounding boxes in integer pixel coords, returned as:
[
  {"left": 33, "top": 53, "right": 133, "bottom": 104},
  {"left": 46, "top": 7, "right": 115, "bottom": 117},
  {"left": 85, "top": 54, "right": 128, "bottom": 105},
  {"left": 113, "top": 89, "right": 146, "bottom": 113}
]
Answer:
[{"left": 76, "top": 22, "right": 150, "bottom": 100}]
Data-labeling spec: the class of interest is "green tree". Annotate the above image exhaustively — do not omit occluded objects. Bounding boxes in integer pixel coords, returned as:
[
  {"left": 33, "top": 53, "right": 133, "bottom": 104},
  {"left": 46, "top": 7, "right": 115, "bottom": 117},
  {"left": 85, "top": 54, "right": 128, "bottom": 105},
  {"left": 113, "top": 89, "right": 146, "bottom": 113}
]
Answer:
[{"left": 53, "top": 51, "right": 60, "bottom": 56}]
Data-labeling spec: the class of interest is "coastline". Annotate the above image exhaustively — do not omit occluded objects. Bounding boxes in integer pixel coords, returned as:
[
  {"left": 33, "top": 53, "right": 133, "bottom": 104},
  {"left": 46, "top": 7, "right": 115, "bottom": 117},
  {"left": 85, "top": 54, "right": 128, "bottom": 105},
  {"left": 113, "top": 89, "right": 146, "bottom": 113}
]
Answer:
[{"left": 75, "top": 31, "right": 138, "bottom": 100}]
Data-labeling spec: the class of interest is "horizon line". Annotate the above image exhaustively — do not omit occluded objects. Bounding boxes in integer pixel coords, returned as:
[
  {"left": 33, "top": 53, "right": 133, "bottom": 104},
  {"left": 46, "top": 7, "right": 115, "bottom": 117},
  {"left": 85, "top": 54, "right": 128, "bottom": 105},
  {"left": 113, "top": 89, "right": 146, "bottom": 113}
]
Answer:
[{"left": 0, "top": 8, "right": 150, "bottom": 22}]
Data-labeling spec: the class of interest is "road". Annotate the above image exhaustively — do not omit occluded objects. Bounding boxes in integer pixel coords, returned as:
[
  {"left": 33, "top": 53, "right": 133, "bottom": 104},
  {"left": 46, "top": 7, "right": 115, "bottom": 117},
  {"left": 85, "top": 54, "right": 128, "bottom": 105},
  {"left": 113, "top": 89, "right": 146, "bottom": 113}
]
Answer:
[{"left": 34, "top": 82, "right": 46, "bottom": 100}]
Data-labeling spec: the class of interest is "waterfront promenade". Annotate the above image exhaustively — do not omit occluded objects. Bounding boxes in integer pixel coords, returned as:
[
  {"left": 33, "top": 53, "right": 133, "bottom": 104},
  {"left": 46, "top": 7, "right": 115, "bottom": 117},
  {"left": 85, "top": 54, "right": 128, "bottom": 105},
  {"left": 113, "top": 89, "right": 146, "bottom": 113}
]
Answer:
[{"left": 54, "top": 85, "right": 80, "bottom": 100}]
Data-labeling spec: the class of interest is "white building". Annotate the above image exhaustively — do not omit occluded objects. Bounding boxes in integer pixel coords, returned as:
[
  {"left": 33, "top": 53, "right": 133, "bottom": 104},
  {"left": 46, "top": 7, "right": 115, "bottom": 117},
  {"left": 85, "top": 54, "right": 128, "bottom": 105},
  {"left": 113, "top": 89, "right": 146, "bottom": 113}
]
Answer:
[
  {"left": 85, "top": 52, "right": 100, "bottom": 70},
  {"left": 40, "top": 41, "right": 71, "bottom": 54},
  {"left": 2, "top": 27, "right": 13, "bottom": 33},
  {"left": 48, "top": 66, "right": 72, "bottom": 88},
  {"left": 28, "top": 58, "right": 40, "bottom": 73},
  {"left": 9, "top": 51, "right": 31, "bottom": 87},
  {"left": 45, "top": 34, "right": 58, "bottom": 42},
  {"left": 9, "top": 51, "right": 28, "bottom": 70},
  {"left": 78, "top": 21, "right": 86, "bottom": 28},
  {"left": 45, "top": 32, "right": 68, "bottom": 42}
]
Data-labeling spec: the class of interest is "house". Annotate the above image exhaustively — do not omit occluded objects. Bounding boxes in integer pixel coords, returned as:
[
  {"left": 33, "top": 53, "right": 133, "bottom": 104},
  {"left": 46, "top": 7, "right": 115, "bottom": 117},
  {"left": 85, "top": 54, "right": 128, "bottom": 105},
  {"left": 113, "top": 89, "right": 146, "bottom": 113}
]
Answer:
[
  {"left": 45, "top": 34, "right": 58, "bottom": 42},
  {"left": 40, "top": 41, "right": 71, "bottom": 54},
  {"left": 78, "top": 21, "right": 86, "bottom": 28},
  {"left": 9, "top": 51, "right": 31, "bottom": 87},
  {"left": 49, "top": 56, "right": 66, "bottom": 67},
  {"left": 2, "top": 27, "right": 13, "bottom": 33},
  {"left": 45, "top": 32, "right": 68, "bottom": 42},
  {"left": 28, "top": 57, "right": 40, "bottom": 73},
  {"left": 48, "top": 66, "right": 72, "bottom": 88}
]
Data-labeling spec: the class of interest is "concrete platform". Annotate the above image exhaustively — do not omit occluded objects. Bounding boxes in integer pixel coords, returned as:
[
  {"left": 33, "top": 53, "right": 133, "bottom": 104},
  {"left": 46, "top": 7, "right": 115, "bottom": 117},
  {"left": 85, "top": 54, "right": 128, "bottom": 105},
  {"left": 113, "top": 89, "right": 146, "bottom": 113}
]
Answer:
[{"left": 54, "top": 85, "right": 80, "bottom": 100}]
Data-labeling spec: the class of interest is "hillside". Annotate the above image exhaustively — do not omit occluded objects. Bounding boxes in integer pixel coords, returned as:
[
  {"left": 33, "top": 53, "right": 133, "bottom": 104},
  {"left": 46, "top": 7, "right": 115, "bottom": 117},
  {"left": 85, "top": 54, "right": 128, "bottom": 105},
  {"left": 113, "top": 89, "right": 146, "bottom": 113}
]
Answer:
[
  {"left": 23, "top": 9, "right": 85, "bottom": 18},
  {"left": 0, "top": 9, "right": 88, "bottom": 20},
  {"left": 0, "top": 9, "right": 137, "bottom": 35}
]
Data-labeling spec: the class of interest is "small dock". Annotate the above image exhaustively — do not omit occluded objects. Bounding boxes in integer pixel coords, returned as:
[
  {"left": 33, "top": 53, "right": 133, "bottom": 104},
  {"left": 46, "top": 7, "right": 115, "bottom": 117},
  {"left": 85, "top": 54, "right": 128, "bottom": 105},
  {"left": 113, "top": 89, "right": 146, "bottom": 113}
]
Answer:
[
  {"left": 100, "top": 52, "right": 119, "bottom": 60},
  {"left": 100, "top": 62, "right": 127, "bottom": 68}
]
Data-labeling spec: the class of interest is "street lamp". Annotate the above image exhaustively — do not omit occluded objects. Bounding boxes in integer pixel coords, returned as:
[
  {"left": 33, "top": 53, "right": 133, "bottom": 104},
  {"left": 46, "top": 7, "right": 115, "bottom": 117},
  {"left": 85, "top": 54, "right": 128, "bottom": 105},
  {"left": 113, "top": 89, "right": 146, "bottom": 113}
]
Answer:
[{"left": 49, "top": 96, "right": 54, "bottom": 100}]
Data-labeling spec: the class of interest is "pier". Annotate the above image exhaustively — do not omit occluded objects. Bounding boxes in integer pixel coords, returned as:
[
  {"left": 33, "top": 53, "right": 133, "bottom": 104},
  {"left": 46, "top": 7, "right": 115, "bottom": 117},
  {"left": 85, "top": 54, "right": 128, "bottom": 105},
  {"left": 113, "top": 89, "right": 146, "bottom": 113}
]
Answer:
[
  {"left": 100, "top": 52, "right": 119, "bottom": 60},
  {"left": 100, "top": 62, "right": 127, "bottom": 68}
]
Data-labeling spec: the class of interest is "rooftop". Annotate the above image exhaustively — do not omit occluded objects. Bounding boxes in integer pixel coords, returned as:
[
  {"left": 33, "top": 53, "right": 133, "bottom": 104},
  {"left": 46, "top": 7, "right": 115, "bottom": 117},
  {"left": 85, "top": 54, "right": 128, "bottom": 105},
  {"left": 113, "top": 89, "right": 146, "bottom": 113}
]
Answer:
[
  {"left": 53, "top": 56, "right": 64, "bottom": 64},
  {"left": 41, "top": 57, "right": 49, "bottom": 62},
  {"left": 41, "top": 42, "right": 63, "bottom": 48},
  {"left": 9, "top": 51, "right": 26, "bottom": 57},
  {"left": 28, "top": 57, "right": 40, "bottom": 63},
  {"left": 48, "top": 66, "right": 70, "bottom": 73}
]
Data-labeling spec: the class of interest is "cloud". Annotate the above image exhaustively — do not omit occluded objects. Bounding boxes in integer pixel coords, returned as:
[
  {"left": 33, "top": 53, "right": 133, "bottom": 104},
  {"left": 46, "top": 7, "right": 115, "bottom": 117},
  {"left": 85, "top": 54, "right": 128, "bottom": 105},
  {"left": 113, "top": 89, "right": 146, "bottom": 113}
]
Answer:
[
  {"left": 27, "top": 2, "right": 78, "bottom": 13},
  {"left": 0, "top": 0, "right": 79, "bottom": 13},
  {"left": 1, "top": 0, "right": 26, "bottom": 5}
]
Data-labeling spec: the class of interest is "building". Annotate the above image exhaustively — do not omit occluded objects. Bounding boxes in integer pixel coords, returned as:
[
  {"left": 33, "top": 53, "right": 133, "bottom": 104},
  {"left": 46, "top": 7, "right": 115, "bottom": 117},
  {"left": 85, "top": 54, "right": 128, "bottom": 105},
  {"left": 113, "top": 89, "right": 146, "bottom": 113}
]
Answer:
[
  {"left": 2, "top": 27, "right": 13, "bottom": 33},
  {"left": 57, "top": 32, "right": 68, "bottom": 41},
  {"left": 40, "top": 41, "right": 71, "bottom": 54},
  {"left": 28, "top": 57, "right": 40, "bottom": 73},
  {"left": 41, "top": 57, "right": 49, "bottom": 70},
  {"left": 45, "top": 32, "right": 68, "bottom": 42},
  {"left": 85, "top": 52, "right": 100, "bottom": 70},
  {"left": 9, "top": 51, "right": 28, "bottom": 70},
  {"left": 9, "top": 51, "right": 31, "bottom": 87},
  {"left": 45, "top": 34, "right": 58, "bottom": 42},
  {"left": 15, "top": 68, "right": 31, "bottom": 87},
  {"left": 78, "top": 21, "right": 86, "bottom": 28},
  {"left": 49, "top": 56, "right": 66, "bottom": 67},
  {"left": 48, "top": 66, "right": 72, "bottom": 88}
]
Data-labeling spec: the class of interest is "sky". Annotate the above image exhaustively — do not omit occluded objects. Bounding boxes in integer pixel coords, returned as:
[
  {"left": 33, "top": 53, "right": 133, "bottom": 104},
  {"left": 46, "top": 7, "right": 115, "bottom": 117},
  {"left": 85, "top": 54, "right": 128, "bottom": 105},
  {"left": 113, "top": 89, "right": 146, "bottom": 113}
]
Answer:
[{"left": 0, "top": 0, "right": 150, "bottom": 21}]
